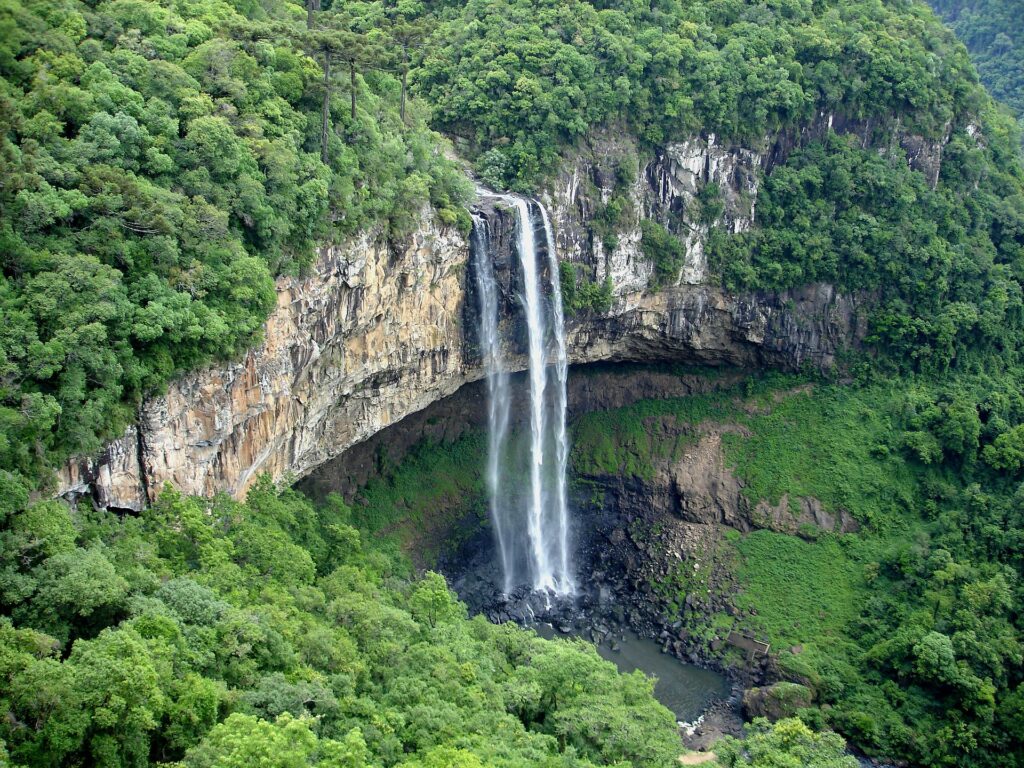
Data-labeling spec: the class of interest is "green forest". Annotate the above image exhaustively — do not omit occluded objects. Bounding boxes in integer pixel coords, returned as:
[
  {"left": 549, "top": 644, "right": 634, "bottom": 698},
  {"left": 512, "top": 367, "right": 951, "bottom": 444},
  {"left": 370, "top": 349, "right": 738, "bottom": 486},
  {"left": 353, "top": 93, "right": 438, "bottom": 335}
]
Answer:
[
  {"left": 2, "top": 0, "right": 1024, "bottom": 766},
  {"left": 928, "top": 0, "right": 1024, "bottom": 128},
  {"left": 569, "top": 373, "right": 1024, "bottom": 766},
  {"left": 0, "top": 479, "right": 687, "bottom": 766}
]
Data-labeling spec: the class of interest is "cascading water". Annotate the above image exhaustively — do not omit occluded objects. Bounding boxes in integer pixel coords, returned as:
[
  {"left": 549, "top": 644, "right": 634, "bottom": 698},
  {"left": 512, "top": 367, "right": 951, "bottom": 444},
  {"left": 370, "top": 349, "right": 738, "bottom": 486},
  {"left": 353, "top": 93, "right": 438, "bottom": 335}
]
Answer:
[
  {"left": 539, "top": 204, "right": 574, "bottom": 595},
  {"left": 472, "top": 214, "right": 515, "bottom": 594},
  {"left": 511, "top": 196, "right": 555, "bottom": 593},
  {"left": 467, "top": 201, "right": 731, "bottom": 722},
  {"left": 472, "top": 194, "right": 574, "bottom": 597}
]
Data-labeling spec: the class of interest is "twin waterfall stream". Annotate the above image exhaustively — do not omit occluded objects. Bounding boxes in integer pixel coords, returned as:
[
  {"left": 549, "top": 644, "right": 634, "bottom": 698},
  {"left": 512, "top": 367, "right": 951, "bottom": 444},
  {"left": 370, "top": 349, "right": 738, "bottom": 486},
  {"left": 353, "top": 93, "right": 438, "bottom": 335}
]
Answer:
[{"left": 472, "top": 195, "right": 574, "bottom": 597}]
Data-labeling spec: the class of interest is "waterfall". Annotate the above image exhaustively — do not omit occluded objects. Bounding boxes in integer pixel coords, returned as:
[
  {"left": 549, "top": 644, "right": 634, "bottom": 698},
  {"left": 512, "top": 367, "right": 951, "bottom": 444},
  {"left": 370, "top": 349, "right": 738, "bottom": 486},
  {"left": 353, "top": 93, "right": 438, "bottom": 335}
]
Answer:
[
  {"left": 511, "top": 196, "right": 555, "bottom": 593},
  {"left": 472, "top": 215, "right": 515, "bottom": 594},
  {"left": 539, "top": 204, "right": 574, "bottom": 595},
  {"left": 473, "top": 194, "right": 574, "bottom": 597}
]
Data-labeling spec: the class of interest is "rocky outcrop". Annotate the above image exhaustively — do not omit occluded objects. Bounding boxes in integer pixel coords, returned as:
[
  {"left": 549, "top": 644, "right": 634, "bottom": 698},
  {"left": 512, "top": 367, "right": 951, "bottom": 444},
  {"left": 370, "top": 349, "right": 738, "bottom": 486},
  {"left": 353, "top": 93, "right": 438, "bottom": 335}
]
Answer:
[
  {"left": 742, "top": 683, "right": 814, "bottom": 721},
  {"left": 59, "top": 136, "right": 870, "bottom": 511},
  {"left": 60, "top": 213, "right": 473, "bottom": 509},
  {"left": 546, "top": 115, "right": 949, "bottom": 299},
  {"left": 577, "top": 426, "right": 859, "bottom": 537},
  {"left": 58, "top": 427, "right": 146, "bottom": 512},
  {"left": 545, "top": 131, "right": 759, "bottom": 293}
]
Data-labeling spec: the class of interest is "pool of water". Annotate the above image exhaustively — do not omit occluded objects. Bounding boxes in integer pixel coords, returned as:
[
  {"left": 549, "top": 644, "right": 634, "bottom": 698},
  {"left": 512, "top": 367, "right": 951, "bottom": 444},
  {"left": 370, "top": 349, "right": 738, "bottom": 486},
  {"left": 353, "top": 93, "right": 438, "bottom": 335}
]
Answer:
[{"left": 534, "top": 624, "right": 731, "bottom": 721}]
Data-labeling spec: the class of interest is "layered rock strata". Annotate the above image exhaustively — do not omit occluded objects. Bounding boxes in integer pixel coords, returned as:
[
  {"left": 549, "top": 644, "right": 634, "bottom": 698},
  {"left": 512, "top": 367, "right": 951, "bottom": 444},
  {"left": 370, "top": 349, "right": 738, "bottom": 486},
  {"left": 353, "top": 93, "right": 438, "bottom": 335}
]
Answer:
[{"left": 59, "top": 133, "right": 872, "bottom": 510}]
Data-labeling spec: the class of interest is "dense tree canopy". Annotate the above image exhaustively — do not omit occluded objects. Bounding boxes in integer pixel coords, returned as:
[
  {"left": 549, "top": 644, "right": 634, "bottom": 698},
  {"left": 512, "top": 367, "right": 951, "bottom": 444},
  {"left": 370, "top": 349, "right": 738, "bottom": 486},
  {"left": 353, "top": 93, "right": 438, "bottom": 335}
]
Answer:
[
  {"left": 0, "top": 0, "right": 470, "bottom": 486},
  {"left": 416, "top": 0, "right": 982, "bottom": 189},
  {"left": 0, "top": 478, "right": 683, "bottom": 767},
  {"left": 3, "top": 1, "right": 1024, "bottom": 767},
  {"left": 928, "top": 0, "right": 1024, "bottom": 128}
]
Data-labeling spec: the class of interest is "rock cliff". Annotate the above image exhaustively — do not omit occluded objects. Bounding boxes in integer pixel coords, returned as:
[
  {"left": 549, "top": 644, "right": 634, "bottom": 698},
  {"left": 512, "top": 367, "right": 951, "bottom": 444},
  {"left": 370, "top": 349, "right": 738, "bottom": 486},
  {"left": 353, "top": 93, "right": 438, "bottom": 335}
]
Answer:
[{"left": 59, "top": 134, "right": 872, "bottom": 511}]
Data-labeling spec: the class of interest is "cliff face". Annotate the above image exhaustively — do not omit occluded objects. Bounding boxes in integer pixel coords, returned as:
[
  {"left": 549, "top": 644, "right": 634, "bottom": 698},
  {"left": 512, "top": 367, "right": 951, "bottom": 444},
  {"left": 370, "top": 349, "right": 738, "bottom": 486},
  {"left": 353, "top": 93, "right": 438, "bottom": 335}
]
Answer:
[
  {"left": 60, "top": 217, "right": 472, "bottom": 510},
  {"left": 59, "top": 135, "right": 870, "bottom": 511}
]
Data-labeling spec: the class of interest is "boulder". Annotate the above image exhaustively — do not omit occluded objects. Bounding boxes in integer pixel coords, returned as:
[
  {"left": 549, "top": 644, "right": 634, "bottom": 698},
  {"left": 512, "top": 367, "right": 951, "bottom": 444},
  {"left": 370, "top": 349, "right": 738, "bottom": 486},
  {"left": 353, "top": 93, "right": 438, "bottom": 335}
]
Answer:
[{"left": 742, "top": 682, "right": 814, "bottom": 721}]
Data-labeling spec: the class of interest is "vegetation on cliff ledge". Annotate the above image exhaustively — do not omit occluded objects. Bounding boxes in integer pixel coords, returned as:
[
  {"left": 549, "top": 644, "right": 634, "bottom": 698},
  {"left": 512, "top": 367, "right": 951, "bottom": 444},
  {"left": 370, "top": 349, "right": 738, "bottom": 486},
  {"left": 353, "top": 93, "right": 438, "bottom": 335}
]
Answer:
[{"left": 570, "top": 374, "right": 1024, "bottom": 767}]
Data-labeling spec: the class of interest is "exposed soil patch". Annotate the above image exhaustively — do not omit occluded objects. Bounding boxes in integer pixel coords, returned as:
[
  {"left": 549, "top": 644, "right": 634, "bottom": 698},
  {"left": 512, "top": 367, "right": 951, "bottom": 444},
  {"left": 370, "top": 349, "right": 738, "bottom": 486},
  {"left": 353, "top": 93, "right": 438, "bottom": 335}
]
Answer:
[{"left": 679, "top": 752, "right": 717, "bottom": 765}]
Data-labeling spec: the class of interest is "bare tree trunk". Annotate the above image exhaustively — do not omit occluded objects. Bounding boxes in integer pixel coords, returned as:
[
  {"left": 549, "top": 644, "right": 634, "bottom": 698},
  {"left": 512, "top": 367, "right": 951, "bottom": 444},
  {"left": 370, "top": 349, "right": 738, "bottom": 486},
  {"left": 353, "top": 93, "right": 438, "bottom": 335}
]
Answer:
[
  {"left": 306, "top": 0, "right": 320, "bottom": 29},
  {"left": 400, "top": 46, "right": 409, "bottom": 124},
  {"left": 321, "top": 55, "right": 330, "bottom": 164},
  {"left": 349, "top": 59, "right": 357, "bottom": 122}
]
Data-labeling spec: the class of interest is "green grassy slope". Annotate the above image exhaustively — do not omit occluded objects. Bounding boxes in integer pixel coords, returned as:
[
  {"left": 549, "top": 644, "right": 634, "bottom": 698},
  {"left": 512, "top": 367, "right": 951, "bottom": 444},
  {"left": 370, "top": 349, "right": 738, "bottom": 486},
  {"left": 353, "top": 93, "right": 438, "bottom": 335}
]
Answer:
[{"left": 570, "top": 373, "right": 1024, "bottom": 766}]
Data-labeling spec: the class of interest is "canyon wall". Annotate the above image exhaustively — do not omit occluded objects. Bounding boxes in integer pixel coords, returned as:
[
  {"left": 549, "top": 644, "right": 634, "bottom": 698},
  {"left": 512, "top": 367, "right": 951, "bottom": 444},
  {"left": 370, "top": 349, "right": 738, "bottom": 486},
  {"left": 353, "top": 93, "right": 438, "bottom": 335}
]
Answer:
[{"left": 58, "top": 134, "right": 873, "bottom": 511}]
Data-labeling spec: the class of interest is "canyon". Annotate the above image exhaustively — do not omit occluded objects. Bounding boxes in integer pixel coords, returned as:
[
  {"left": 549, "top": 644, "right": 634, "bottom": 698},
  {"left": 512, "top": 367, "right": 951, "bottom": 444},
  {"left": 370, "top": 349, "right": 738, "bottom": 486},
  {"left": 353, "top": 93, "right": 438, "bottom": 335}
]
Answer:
[{"left": 58, "top": 127, "right": 911, "bottom": 512}]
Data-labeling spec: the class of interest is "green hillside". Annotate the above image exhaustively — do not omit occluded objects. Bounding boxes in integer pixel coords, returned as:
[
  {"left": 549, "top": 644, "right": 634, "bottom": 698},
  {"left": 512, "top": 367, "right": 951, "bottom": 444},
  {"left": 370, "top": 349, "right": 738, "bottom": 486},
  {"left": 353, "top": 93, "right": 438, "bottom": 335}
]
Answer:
[{"left": 2, "top": 1, "right": 1024, "bottom": 766}]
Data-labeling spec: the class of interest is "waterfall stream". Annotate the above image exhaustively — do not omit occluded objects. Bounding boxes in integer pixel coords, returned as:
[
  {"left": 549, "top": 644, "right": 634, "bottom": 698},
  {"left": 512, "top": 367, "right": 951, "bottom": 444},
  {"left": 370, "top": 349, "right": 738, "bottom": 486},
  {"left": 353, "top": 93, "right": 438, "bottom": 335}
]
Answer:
[
  {"left": 512, "top": 196, "right": 554, "bottom": 593},
  {"left": 471, "top": 214, "right": 515, "bottom": 593},
  {"left": 539, "top": 204, "right": 574, "bottom": 595},
  {"left": 473, "top": 195, "right": 574, "bottom": 596}
]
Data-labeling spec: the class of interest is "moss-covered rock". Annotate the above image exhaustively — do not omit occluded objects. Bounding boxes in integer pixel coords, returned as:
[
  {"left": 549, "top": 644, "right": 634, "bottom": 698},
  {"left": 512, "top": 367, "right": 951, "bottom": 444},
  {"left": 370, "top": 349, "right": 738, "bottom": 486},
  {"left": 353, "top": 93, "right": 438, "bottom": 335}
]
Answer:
[{"left": 742, "top": 682, "right": 814, "bottom": 721}]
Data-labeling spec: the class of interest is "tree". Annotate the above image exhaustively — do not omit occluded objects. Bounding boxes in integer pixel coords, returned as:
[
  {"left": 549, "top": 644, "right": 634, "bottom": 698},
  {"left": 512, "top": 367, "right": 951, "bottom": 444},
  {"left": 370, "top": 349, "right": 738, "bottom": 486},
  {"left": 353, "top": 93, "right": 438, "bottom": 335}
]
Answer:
[
  {"left": 408, "top": 571, "right": 464, "bottom": 628},
  {"left": 299, "top": 17, "right": 376, "bottom": 162},
  {"left": 714, "top": 718, "right": 860, "bottom": 768},
  {"left": 983, "top": 425, "right": 1024, "bottom": 473},
  {"left": 159, "top": 673, "right": 226, "bottom": 758},
  {"left": 306, "top": 0, "right": 321, "bottom": 30},
  {"left": 185, "top": 712, "right": 319, "bottom": 768},
  {"left": 913, "top": 631, "right": 961, "bottom": 687},
  {"left": 67, "top": 627, "right": 171, "bottom": 766},
  {"left": 382, "top": 4, "right": 428, "bottom": 125},
  {"left": 20, "top": 546, "right": 130, "bottom": 642}
]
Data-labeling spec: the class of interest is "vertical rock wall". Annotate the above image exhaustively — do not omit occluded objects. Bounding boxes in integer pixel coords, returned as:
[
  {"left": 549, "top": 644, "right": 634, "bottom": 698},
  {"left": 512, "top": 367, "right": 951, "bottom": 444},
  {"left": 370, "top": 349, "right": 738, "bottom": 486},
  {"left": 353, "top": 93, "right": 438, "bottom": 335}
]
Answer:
[
  {"left": 58, "top": 124, "right": 899, "bottom": 510},
  {"left": 59, "top": 211, "right": 473, "bottom": 509}
]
